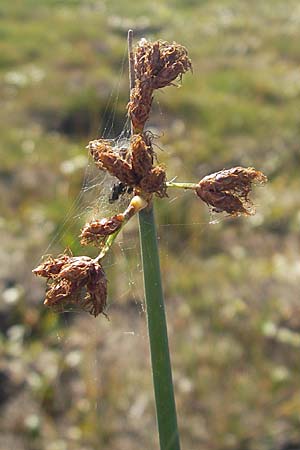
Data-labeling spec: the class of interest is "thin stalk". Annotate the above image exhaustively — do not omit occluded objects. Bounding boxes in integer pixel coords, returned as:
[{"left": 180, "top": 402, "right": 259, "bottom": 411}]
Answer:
[
  {"left": 128, "top": 30, "right": 181, "bottom": 450},
  {"left": 94, "top": 229, "right": 122, "bottom": 262},
  {"left": 166, "top": 181, "right": 198, "bottom": 190}
]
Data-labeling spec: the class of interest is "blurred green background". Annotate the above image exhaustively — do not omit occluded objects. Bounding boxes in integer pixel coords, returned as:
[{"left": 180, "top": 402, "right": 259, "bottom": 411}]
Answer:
[{"left": 1, "top": 0, "right": 300, "bottom": 449}]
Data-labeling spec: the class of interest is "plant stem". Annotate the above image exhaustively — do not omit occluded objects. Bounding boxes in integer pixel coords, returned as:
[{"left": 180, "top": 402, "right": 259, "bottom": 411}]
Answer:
[
  {"left": 128, "top": 30, "right": 181, "bottom": 450},
  {"left": 94, "top": 228, "right": 122, "bottom": 262},
  {"left": 166, "top": 181, "right": 198, "bottom": 190},
  {"left": 139, "top": 206, "right": 181, "bottom": 450}
]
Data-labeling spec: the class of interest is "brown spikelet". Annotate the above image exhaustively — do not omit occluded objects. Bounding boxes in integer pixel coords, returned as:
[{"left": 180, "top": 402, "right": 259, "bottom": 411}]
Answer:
[
  {"left": 33, "top": 253, "right": 107, "bottom": 317},
  {"left": 134, "top": 40, "right": 192, "bottom": 87},
  {"left": 128, "top": 81, "right": 153, "bottom": 133},
  {"left": 32, "top": 253, "right": 70, "bottom": 278},
  {"left": 139, "top": 165, "right": 167, "bottom": 198},
  {"left": 196, "top": 167, "right": 267, "bottom": 216},
  {"left": 88, "top": 139, "right": 137, "bottom": 186},
  {"left": 128, "top": 39, "right": 192, "bottom": 131},
  {"left": 80, "top": 215, "right": 124, "bottom": 247},
  {"left": 131, "top": 133, "right": 153, "bottom": 179}
]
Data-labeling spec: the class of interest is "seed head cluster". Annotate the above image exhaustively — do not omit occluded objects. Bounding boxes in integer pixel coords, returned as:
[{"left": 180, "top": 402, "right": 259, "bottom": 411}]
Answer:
[
  {"left": 33, "top": 37, "right": 267, "bottom": 318},
  {"left": 33, "top": 253, "right": 107, "bottom": 317},
  {"left": 88, "top": 133, "right": 167, "bottom": 198},
  {"left": 196, "top": 167, "right": 267, "bottom": 216},
  {"left": 128, "top": 39, "right": 192, "bottom": 132}
]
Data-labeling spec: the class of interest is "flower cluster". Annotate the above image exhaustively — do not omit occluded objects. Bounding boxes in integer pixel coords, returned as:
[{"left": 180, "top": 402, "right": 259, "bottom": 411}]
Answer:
[
  {"left": 88, "top": 133, "right": 167, "bottom": 199},
  {"left": 33, "top": 253, "right": 107, "bottom": 317},
  {"left": 80, "top": 215, "right": 124, "bottom": 247},
  {"left": 196, "top": 167, "right": 267, "bottom": 216},
  {"left": 33, "top": 36, "right": 267, "bottom": 318},
  {"left": 128, "top": 39, "right": 192, "bottom": 132}
]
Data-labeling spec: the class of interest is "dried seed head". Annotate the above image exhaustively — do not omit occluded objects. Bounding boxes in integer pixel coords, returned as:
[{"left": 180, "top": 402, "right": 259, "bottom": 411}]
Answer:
[
  {"left": 88, "top": 139, "right": 137, "bottom": 186},
  {"left": 33, "top": 253, "right": 107, "bottom": 317},
  {"left": 135, "top": 40, "right": 192, "bottom": 88},
  {"left": 128, "top": 39, "right": 192, "bottom": 131},
  {"left": 80, "top": 215, "right": 124, "bottom": 247},
  {"left": 196, "top": 167, "right": 267, "bottom": 216},
  {"left": 131, "top": 133, "right": 153, "bottom": 179},
  {"left": 128, "top": 81, "right": 153, "bottom": 133},
  {"left": 88, "top": 133, "right": 165, "bottom": 199},
  {"left": 139, "top": 165, "right": 167, "bottom": 198},
  {"left": 32, "top": 253, "right": 70, "bottom": 278}
]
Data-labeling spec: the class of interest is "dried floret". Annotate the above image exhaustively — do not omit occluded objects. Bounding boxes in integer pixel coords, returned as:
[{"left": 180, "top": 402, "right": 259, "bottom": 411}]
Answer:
[
  {"left": 139, "top": 165, "right": 167, "bottom": 198},
  {"left": 128, "top": 81, "right": 154, "bottom": 133},
  {"left": 88, "top": 139, "right": 137, "bottom": 186},
  {"left": 33, "top": 253, "right": 107, "bottom": 317},
  {"left": 196, "top": 167, "right": 267, "bottom": 216},
  {"left": 88, "top": 133, "right": 165, "bottom": 199},
  {"left": 131, "top": 133, "right": 153, "bottom": 179},
  {"left": 32, "top": 253, "right": 70, "bottom": 278},
  {"left": 128, "top": 39, "right": 192, "bottom": 131},
  {"left": 134, "top": 40, "right": 192, "bottom": 88},
  {"left": 80, "top": 215, "right": 124, "bottom": 247}
]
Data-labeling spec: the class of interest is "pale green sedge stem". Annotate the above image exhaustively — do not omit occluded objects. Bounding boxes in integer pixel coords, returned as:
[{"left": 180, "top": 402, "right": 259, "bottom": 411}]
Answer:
[
  {"left": 93, "top": 228, "right": 122, "bottom": 262},
  {"left": 166, "top": 181, "right": 198, "bottom": 190}
]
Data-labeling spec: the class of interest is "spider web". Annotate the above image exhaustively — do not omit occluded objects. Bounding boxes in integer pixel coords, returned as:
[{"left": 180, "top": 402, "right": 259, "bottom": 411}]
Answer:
[{"left": 37, "top": 42, "right": 148, "bottom": 316}]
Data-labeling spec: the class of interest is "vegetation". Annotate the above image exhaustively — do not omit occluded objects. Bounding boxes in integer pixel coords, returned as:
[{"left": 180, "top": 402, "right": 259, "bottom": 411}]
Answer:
[{"left": 1, "top": 1, "right": 300, "bottom": 449}]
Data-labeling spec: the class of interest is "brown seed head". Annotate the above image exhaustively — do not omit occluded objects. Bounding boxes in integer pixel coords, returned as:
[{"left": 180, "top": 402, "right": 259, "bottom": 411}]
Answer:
[
  {"left": 32, "top": 253, "right": 70, "bottom": 279},
  {"left": 139, "top": 165, "right": 167, "bottom": 198},
  {"left": 88, "top": 139, "right": 137, "bottom": 186},
  {"left": 196, "top": 166, "right": 267, "bottom": 216},
  {"left": 128, "top": 81, "right": 153, "bottom": 133},
  {"left": 80, "top": 215, "right": 124, "bottom": 247},
  {"left": 128, "top": 39, "right": 192, "bottom": 131},
  {"left": 131, "top": 133, "right": 153, "bottom": 179},
  {"left": 88, "top": 133, "right": 165, "bottom": 199},
  {"left": 33, "top": 254, "right": 107, "bottom": 317},
  {"left": 135, "top": 39, "right": 192, "bottom": 87}
]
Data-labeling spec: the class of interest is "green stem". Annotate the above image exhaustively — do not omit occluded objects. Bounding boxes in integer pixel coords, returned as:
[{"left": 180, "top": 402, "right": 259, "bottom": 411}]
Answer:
[
  {"left": 94, "top": 228, "right": 122, "bottom": 262},
  {"left": 166, "top": 181, "right": 198, "bottom": 190},
  {"left": 138, "top": 206, "right": 181, "bottom": 450}
]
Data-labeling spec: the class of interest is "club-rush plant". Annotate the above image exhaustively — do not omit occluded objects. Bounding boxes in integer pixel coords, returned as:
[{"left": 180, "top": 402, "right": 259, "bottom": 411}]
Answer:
[{"left": 33, "top": 32, "right": 267, "bottom": 450}]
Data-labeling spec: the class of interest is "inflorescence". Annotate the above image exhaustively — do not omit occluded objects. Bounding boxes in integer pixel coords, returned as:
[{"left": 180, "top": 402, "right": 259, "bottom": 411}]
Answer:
[{"left": 33, "top": 38, "right": 267, "bottom": 317}]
